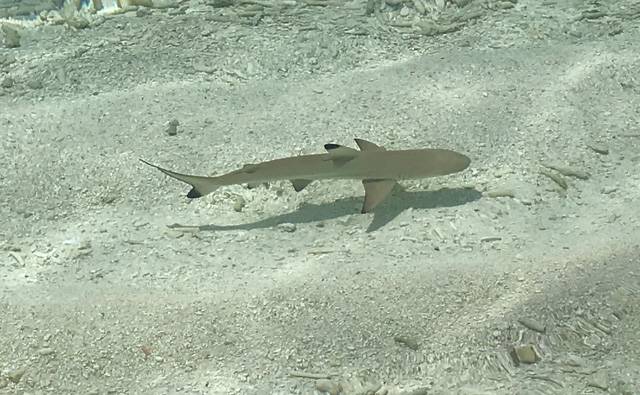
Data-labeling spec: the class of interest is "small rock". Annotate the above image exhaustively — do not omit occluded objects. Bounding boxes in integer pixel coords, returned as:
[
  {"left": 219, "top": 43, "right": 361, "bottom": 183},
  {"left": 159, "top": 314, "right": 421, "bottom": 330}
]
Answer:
[
  {"left": 518, "top": 198, "right": 533, "bottom": 206},
  {"left": 602, "top": 186, "right": 617, "bottom": 194},
  {"left": 0, "top": 53, "right": 16, "bottom": 66},
  {"left": 164, "top": 119, "right": 179, "bottom": 136},
  {"left": 37, "top": 347, "right": 55, "bottom": 356},
  {"left": 67, "top": 15, "right": 91, "bottom": 29},
  {"left": 588, "top": 370, "right": 608, "bottom": 390},
  {"left": 208, "top": 0, "right": 235, "bottom": 7},
  {"left": 7, "top": 367, "right": 26, "bottom": 384},
  {"left": 1, "top": 77, "right": 14, "bottom": 88},
  {"left": 27, "top": 79, "right": 43, "bottom": 90},
  {"left": 315, "top": 379, "right": 341, "bottom": 395},
  {"left": 47, "top": 10, "right": 66, "bottom": 25},
  {"left": 486, "top": 189, "right": 515, "bottom": 198},
  {"left": 587, "top": 143, "right": 609, "bottom": 155},
  {"left": 400, "top": 387, "right": 430, "bottom": 395},
  {"left": 542, "top": 163, "right": 590, "bottom": 180},
  {"left": 1, "top": 25, "right": 21, "bottom": 48},
  {"left": 133, "top": 220, "right": 148, "bottom": 229},
  {"left": 136, "top": 7, "right": 152, "bottom": 17},
  {"left": 394, "top": 335, "right": 419, "bottom": 350},
  {"left": 277, "top": 223, "right": 296, "bottom": 232},
  {"left": 150, "top": 0, "right": 179, "bottom": 8},
  {"left": 510, "top": 344, "right": 540, "bottom": 365},
  {"left": 560, "top": 353, "right": 587, "bottom": 367},
  {"left": 78, "top": 240, "right": 92, "bottom": 250},
  {"left": 518, "top": 317, "right": 546, "bottom": 333},
  {"left": 233, "top": 196, "right": 246, "bottom": 212}
]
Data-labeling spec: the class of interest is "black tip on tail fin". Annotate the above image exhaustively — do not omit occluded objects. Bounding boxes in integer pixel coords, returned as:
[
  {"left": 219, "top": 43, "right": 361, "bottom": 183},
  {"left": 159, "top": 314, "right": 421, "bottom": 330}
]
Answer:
[{"left": 187, "top": 188, "right": 203, "bottom": 199}]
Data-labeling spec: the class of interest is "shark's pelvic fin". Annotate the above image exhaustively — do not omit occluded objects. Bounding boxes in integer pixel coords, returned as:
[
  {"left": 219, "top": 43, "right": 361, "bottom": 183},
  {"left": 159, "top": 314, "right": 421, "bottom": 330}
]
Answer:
[
  {"left": 355, "top": 138, "right": 386, "bottom": 151},
  {"left": 361, "top": 179, "right": 396, "bottom": 213}
]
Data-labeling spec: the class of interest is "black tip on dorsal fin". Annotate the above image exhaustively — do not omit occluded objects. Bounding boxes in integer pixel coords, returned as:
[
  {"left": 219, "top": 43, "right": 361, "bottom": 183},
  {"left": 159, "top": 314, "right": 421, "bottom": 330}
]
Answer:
[
  {"left": 324, "top": 143, "right": 340, "bottom": 150},
  {"left": 324, "top": 143, "right": 359, "bottom": 162}
]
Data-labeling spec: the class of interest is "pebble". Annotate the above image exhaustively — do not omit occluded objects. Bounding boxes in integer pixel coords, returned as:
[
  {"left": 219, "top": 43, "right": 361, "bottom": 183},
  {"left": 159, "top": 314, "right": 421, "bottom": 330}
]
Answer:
[
  {"left": 587, "top": 143, "right": 609, "bottom": 155},
  {"left": 27, "top": 79, "right": 43, "bottom": 90},
  {"left": 486, "top": 189, "right": 515, "bottom": 198},
  {"left": 47, "top": 10, "right": 65, "bottom": 25},
  {"left": 540, "top": 169, "right": 568, "bottom": 190},
  {"left": 149, "top": 0, "right": 179, "bottom": 8},
  {"left": 510, "top": 344, "right": 540, "bottom": 365},
  {"left": 164, "top": 119, "right": 179, "bottom": 136},
  {"left": 315, "top": 379, "right": 340, "bottom": 395},
  {"left": 1, "top": 25, "right": 20, "bottom": 48},
  {"left": 400, "top": 388, "right": 429, "bottom": 395},
  {"left": 518, "top": 317, "right": 546, "bottom": 333},
  {"left": 542, "top": 163, "right": 590, "bottom": 180},
  {"left": 393, "top": 335, "right": 419, "bottom": 350},
  {"left": 37, "top": 347, "right": 55, "bottom": 356},
  {"left": 136, "top": 7, "right": 152, "bottom": 17},
  {"left": 1, "top": 77, "right": 14, "bottom": 89},
  {"left": 588, "top": 370, "right": 608, "bottom": 390},
  {"left": 233, "top": 196, "right": 246, "bottom": 212},
  {"left": 0, "top": 53, "right": 16, "bottom": 66},
  {"left": 67, "top": 15, "right": 91, "bottom": 29},
  {"left": 277, "top": 223, "right": 296, "bottom": 232},
  {"left": 559, "top": 353, "right": 587, "bottom": 367},
  {"left": 7, "top": 367, "right": 26, "bottom": 384}
]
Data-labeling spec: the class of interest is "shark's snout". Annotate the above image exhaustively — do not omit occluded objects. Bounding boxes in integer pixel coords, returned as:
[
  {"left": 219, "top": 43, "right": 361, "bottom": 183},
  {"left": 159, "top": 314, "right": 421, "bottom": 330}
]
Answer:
[{"left": 458, "top": 153, "right": 471, "bottom": 171}]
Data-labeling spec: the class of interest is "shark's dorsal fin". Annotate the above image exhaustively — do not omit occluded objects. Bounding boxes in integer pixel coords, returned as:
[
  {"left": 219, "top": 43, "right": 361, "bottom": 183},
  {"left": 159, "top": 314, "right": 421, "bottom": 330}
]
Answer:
[
  {"left": 355, "top": 138, "right": 386, "bottom": 151},
  {"left": 324, "top": 143, "right": 359, "bottom": 164},
  {"left": 290, "top": 179, "right": 312, "bottom": 192},
  {"left": 361, "top": 179, "right": 396, "bottom": 213}
]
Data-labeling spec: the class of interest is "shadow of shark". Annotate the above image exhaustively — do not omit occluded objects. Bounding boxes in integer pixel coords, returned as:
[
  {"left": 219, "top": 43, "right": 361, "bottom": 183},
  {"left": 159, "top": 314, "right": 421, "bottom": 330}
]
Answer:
[{"left": 168, "top": 186, "right": 481, "bottom": 233}]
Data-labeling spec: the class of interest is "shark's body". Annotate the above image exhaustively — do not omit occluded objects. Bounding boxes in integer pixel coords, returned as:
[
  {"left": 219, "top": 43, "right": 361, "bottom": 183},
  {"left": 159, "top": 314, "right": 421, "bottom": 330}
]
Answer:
[{"left": 141, "top": 138, "right": 470, "bottom": 213}]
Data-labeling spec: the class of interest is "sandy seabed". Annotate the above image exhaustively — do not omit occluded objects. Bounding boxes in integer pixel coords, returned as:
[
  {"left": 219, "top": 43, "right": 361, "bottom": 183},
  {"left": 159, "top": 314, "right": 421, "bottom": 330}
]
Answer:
[{"left": 1, "top": 0, "right": 639, "bottom": 393}]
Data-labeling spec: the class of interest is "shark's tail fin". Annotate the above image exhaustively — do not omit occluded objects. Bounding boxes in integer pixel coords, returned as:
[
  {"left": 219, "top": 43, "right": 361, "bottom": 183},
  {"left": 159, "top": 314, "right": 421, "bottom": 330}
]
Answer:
[{"left": 140, "top": 159, "right": 220, "bottom": 199}]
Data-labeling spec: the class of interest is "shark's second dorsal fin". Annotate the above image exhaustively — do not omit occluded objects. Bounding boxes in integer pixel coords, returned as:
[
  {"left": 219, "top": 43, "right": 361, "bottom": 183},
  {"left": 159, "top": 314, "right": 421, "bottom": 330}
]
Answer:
[
  {"left": 354, "top": 138, "right": 386, "bottom": 151},
  {"left": 324, "top": 144, "right": 359, "bottom": 163}
]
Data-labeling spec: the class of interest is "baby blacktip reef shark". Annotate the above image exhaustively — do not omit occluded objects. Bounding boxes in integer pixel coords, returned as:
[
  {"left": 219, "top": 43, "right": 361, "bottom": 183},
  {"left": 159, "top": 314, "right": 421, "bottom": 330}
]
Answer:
[{"left": 141, "top": 138, "right": 470, "bottom": 213}]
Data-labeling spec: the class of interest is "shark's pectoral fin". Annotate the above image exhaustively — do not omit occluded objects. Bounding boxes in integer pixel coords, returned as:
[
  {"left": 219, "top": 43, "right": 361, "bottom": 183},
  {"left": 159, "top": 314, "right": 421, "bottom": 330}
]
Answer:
[
  {"left": 324, "top": 143, "right": 359, "bottom": 165},
  {"left": 354, "top": 138, "right": 386, "bottom": 151},
  {"left": 361, "top": 179, "right": 396, "bottom": 213},
  {"left": 291, "top": 179, "right": 313, "bottom": 192}
]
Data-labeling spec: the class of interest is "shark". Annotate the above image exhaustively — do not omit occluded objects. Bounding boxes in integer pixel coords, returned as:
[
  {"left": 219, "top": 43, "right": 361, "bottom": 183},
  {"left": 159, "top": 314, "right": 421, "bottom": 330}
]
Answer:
[{"left": 141, "top": 138, "right": 470, "bottom": 213}]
